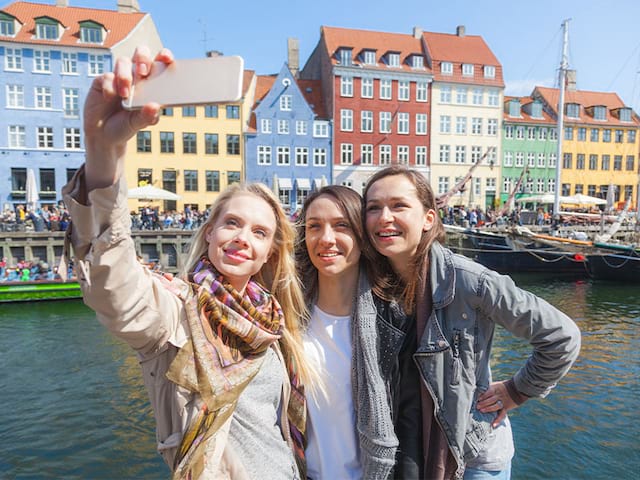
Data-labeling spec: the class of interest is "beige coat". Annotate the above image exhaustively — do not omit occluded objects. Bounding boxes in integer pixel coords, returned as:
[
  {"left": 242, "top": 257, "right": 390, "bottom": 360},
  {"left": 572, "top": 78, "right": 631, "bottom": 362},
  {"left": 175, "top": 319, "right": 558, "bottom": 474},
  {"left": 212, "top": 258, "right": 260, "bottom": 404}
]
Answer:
[{"left": 62, "top": 169, "right": 285, "bottom": 479}]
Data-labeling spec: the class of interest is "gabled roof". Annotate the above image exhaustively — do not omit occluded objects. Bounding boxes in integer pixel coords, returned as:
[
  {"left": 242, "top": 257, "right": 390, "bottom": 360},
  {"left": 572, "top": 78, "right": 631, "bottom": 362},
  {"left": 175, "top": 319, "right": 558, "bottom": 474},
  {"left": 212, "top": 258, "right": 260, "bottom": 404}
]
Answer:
[
  {"left": 534, "top": 86, "right": 639, "bottom": 126},
  {"left": 319, "top": 25, "right": 430, "bottom": 73},
  {"left": 422, "top": 30, "right": 503, "bottom": 86},
  {"left": 0, "top": 1, "right": 147, "bottom": 49},
  {"left": 242, "top": 69, "right": 255, "bottom": 97}
]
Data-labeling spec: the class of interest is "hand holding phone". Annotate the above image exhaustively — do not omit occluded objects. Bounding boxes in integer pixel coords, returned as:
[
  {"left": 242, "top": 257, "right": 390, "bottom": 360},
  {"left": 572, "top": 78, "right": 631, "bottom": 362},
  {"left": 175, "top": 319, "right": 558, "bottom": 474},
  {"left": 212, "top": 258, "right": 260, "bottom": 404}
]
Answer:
[{"left": 122, "top": 55, "right": 244, "bottom": 110}]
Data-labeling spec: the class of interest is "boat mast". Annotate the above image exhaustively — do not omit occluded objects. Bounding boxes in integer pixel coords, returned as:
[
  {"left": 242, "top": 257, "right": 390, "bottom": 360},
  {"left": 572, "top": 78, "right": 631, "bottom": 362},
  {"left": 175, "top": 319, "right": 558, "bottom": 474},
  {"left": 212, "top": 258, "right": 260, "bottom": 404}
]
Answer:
[{"left": 554, "top": 19, "right": 570, "bottom": 217}]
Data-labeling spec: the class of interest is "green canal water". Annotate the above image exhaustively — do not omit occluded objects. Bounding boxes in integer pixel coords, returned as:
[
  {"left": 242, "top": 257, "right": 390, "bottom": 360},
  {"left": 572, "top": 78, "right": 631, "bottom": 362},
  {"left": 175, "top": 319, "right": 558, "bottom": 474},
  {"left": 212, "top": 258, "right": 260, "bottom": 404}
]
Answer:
[{"left": 1, "top": 275, "right": 638, "bottom": 479}]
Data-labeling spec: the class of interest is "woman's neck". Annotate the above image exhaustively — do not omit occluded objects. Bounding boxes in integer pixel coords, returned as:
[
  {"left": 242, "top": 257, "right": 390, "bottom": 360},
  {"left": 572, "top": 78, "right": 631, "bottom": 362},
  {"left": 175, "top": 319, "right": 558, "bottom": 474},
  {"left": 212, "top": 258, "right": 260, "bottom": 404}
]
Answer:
[{"left": 315, "top": 267, "right": 359, "bottom": 317}]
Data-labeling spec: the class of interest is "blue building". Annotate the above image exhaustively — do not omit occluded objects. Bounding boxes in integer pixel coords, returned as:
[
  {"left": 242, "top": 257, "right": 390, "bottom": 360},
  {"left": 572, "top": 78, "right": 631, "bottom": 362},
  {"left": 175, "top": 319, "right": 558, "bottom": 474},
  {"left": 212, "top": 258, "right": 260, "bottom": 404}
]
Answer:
[
  {"left": 0, "top": 0, "right": 161, "bottom": 211},
  {"left": 245, "top": 63, "right": 331, "bottom": 214}
]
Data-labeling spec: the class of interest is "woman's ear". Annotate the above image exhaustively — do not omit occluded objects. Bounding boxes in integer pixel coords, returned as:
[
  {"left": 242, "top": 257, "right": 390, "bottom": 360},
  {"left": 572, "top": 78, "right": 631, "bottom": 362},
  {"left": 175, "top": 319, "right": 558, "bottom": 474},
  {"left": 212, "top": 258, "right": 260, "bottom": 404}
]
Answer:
[
  {"left": 423, "top": 209, "right": 436, "bottom": 232},
  {"left": 204, "top": 225, "right": 213, "bottom": 243}
]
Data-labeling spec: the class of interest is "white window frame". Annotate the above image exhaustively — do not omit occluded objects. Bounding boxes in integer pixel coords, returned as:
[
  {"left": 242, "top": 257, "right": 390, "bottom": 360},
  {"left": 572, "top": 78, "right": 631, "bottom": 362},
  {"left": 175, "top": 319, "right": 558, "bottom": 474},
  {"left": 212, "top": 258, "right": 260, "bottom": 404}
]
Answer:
[
  {"left": 257, "top": 146, "right": 272, "bottom": 165},
  {"left": 340, "top": 143, "right": 353, "bottom": 165},
  {"left": 471, "top": 146, "right": 482, "bottom": 164},
  {"left": 472, "top": 88, "right": 483, "bottom": 105},
  {"left": 5, "top": 47, "right": 23, "bottom": 70},
  {"left": 313, "top": 148, "right": 327, "bottom": 166},
  {"left": 380, "top": 111, "right": 391, "bottom": 133},
  {"left": 280, "top": 95, "right": 292, "bottom": 111},
  {"left": 37, "top": 126, "right": 54, "bottom": 148},
  {"left": 361, "top": 77, "right": 374, "bottom": 98},
  {"left": 398, "top": 80, "right": 410, "bottom": 101},
  {"left": 416, "top": 113, "right": 427, "bottom": 135},
  {"left": 416, "top": 81, "right": 428, "bottom": 102},
  {"left": 277, "top": 146, "right": 290, "bottom": 165},
  {"left": 361, "top": 110, "right": 373, "bottom": 132},
  {"left": 277, "top": 119, "right": 289, "bottom": 134},
  {"left": 387, "top": 53, "right": 401, "bottom": 67},
  {"left": 64, "top": 127, "right": 81, "bottom": 149},
  {"left": 440, "top": 85, "right": 451, "bottom": 103},
  {"left": 487, "top": 118, "right": 498, "bottom": 135},
  {"left": 487, "top": 89, "right": 499, "bottom": 106},
  {"left": 380, "top": 79, "right": 392, "bottom": 100},
  {"left": 439, "top": 115, "right": 451, "bottom": 134},
  {"left": 35, "top": 86, "right": 52, "bottom": 109},
  {"left": 537, "top": 153, "right": 546, "bottom": 168},
  {"left": 415, "top": 146, "right": 427, "bottom": 165},
  {"left": 62, "top": 87, "right": 79, "bottom": 116},
  {"left": 462, "top": 63, "right": 474, "bottom": 76},
  {"left": 61, "top": 52, "right": 78, "bottom": 74},
  {"left": 456, "top": 87, "right": 468, "bottom": 104},
  {"left": 295, "top": 147, "right": 309, "bottom": 166},
  {"left": 296, "top": 120, "right": 307, "bottom": 136},
  {"left": 88, "top": 54, "right": 104, "bottom": 76},
  {"left": 471, "top": 117, "right": 482, "bottom": 135},
  {"left": 484, "top": 65, "right": 496, "bottom": 78},
  {"left": 33, "top": 50, "right": 51, "bottom": 73},
  {"left": 397, "top": 112, "right": 409, "bottom": 134},
  {"left": 8, "top": 125, "right": 26, "bottom": 148},
  {"left": 439, "top": 144, "right": 450, "bottom": 162},
  {"left": 397, "top": 145, "right": 409, "bottom": 164},
  {"left": 441, "top": 62, "right": 453, "bottom": 75},
  {"left": 379, "top": 145, "right": 391, "bottom": 165},
  {"left": 6, "top": 84, "right": 24, "bottom": 108},
  {"left": 340, "top": 109, "right": 353, "bottom": 131},
  {"left": 261, "top": 119, "right": 272, "bottom": 133},
  {"left": 340, "top": 76, "right": 353, "bottom": 97},
  {"left": 455, "top": 116, "right": 467, "bottom": 135},
  {"left": 313, "top": 121, "right": 329, "bottom": 137},
  {"left": 515, "top": 152, "right": 524, "bottom": 167},
  {"left": 455, "top": 145, "right": 466, "bottom": 163},
  {"left": 363, "top": 50, "right": 376, "bottom": 65},
  {"left": 503, "top": 151, "right": 513, "bottom": 167},
  {"left": 361, "top": 144, "right": 373, "bottom": 165}
]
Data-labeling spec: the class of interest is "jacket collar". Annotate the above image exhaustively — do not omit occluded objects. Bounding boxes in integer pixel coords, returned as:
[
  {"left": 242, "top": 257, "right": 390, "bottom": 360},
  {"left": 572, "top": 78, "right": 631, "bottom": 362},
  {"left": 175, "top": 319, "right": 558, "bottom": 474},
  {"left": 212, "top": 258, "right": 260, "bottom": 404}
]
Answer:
[{"left": 429, "top": 242, "right": 456, "bottom": 309}]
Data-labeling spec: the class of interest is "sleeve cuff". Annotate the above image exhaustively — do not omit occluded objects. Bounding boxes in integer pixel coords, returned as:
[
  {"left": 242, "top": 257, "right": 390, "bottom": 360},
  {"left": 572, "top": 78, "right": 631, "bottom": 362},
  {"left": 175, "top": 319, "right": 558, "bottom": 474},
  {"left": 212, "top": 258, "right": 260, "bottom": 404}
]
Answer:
[{"left": 506, "top": 378, "right": 530, "bottom": 406}]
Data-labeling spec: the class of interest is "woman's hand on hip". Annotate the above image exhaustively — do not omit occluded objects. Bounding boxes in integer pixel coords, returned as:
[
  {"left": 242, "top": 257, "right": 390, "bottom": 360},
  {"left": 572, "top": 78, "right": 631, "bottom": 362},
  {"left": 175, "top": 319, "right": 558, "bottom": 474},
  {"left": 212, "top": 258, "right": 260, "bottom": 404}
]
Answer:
[{"left": 476, "top": 380, "right": 517, "bottom": 428}]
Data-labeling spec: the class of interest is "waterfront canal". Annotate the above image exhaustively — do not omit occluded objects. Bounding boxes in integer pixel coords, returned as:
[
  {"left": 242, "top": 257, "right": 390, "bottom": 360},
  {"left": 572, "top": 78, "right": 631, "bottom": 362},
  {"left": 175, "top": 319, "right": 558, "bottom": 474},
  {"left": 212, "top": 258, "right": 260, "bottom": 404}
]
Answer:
[{"left": 1, "top": 275, "right": 638, "bottom": 479}]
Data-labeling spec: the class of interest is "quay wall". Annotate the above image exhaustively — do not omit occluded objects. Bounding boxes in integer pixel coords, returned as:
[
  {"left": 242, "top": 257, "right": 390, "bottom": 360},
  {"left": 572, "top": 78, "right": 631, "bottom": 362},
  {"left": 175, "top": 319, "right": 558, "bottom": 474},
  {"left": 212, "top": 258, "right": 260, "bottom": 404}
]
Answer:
[{"left": 0, "top": 230, "right": 194, "bottom": 273}]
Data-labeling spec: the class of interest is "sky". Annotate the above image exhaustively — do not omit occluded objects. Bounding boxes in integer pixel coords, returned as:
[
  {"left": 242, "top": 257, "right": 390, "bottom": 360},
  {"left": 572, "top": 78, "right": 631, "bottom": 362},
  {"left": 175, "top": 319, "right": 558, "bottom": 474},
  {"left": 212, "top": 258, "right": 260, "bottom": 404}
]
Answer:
[{"left": 13, "top": 0, "right": 640, "bottom": 111}]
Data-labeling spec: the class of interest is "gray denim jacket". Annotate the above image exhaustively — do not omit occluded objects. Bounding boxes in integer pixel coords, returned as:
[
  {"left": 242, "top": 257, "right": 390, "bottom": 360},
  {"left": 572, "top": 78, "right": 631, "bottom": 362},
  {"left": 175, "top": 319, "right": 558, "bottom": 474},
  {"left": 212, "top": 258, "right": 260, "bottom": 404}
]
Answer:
[{"left": 381, "top": 242, "right": 581, "bottom": 477}]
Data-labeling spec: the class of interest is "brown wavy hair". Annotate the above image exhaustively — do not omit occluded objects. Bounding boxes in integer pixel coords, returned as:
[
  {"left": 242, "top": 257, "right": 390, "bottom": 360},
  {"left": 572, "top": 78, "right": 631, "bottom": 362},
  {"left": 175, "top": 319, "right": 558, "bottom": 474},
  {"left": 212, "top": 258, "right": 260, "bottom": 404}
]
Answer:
[
  {"left": 362, "top": 165, "right": 445, "bottom": 313},
  {"left": 295, "top": 185, "right": 367, "bottom": 309}
]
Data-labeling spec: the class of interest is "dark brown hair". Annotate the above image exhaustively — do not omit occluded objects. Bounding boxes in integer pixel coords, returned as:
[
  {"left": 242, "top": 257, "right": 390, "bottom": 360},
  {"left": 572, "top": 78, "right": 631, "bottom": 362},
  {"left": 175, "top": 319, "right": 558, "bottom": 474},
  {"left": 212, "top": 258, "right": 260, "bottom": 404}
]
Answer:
[
  {"left": 295, "top": 185, "right": 366, "bottom": 307},
  {"left": 362, "top": 165, "right": 445, "bottom": 313}
]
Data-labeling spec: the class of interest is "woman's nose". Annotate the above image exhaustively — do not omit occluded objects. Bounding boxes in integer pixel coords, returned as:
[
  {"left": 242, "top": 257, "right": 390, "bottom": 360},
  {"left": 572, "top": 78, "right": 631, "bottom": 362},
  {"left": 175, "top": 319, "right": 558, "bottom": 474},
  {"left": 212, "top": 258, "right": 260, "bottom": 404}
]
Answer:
[
  {"left": 380, "top": 206, "right": 393, "bottom": 222},
  {"left": 320, "top": 224, "right": 335, "bottom": 243}
]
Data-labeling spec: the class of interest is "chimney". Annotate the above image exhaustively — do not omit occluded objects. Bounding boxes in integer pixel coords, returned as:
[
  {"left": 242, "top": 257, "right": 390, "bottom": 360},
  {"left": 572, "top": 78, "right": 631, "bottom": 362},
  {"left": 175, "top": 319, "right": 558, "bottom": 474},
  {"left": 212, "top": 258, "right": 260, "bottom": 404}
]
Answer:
[
  {"left": 456, "top": 25, "right": 465, "bottom": 37},
  {"left": 413, "top": 26, "right": 422, "bottom": 39},
  {"left": 56, "top": 0, "right": 69, "bottom": 7},
  {"left": 566, "top": 69, "right": 577, "bottom": 91},
  {"left": 288, "top": 37, "right": 300, "bottom": 78},
  {"left": 117, "top": 0, "right": 140, "bottom": 13},
  {"left": 206, "top": 50, "right": 223, "bottom": 57}
]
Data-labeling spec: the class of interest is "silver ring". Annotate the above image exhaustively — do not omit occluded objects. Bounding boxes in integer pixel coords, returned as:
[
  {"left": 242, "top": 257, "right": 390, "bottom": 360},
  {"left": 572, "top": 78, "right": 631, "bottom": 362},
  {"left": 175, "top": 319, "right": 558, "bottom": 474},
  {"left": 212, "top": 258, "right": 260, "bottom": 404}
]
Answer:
[{"left": 496, "top": 400, "right": 503, "bottom": 409}]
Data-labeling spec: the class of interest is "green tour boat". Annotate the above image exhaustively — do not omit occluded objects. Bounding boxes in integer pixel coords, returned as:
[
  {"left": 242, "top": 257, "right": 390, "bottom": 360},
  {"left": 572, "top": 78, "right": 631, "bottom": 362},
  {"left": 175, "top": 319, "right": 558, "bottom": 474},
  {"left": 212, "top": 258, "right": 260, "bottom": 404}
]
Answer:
[{"left": 0, "top": 281, "right": 82, "bottom": 303}]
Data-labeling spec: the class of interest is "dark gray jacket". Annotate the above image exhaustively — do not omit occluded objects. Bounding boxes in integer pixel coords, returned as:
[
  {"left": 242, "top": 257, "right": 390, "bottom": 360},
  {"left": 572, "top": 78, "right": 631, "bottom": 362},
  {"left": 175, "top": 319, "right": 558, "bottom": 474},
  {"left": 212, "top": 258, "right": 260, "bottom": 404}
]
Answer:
[{"left": 378, "top": 242, "right": 581, "bottom": 477}]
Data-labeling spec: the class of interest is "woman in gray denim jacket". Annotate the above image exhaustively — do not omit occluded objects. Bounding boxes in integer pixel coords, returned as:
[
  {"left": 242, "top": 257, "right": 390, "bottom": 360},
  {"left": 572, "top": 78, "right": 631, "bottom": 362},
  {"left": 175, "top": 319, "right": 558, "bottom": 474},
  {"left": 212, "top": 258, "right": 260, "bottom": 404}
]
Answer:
[{"left": 363, "top": 166, "right": 581, "bottom": 480}]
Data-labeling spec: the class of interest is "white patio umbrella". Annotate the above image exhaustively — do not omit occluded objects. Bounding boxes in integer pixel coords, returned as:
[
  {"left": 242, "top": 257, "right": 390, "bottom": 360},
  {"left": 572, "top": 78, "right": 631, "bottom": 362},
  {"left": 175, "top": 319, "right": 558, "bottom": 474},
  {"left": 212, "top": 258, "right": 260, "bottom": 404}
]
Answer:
[
  {"left": 127, "top": 185, "right": 181, "bottom": 201},
  {"left": 605, "top": 183, "right": 616, "bottom": 212},
  {"left": 562, "top": 193, "right": 607, "bottom": 206},
  {"left": 26, "top": 168, "right": 39, "bottom": 211}
]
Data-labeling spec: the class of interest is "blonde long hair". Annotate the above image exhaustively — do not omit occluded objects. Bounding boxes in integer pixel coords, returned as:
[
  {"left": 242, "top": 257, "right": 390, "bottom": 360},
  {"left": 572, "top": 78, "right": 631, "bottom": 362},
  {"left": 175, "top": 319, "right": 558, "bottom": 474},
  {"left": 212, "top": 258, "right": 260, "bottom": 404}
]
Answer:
[{"left": 181, "top": 182, "right": 317, "bottom": 389}]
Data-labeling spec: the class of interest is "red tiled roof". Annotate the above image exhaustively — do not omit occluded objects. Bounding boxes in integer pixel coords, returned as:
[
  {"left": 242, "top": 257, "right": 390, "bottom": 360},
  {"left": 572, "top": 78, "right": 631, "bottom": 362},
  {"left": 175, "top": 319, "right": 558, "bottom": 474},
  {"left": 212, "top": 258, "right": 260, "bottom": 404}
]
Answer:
[
  {"left": 1, "top": 1, "right": 147, "bottom": 49},
  {"left": 320, "top": 25, "right": 431, "bottom": 73},
  {"left": 422, "top": 30, "right": 503, "bottom": 86},
  {"left": 247, "top": 74, "right": 275, "bottom": 131},
  {"left": 241, "top": 69, "right": 255, "bottom": 97},
  {"left": 534, "top": 86, "right": 639, "bottom": 126}
]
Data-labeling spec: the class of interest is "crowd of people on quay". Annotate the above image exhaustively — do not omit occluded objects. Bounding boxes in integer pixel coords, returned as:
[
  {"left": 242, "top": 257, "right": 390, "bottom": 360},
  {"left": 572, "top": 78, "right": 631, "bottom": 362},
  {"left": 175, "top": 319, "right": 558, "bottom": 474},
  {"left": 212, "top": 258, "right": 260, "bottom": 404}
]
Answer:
[
  {"left": 0, "top": 257, "right": 76, "bottom": 283},
  {"left": 1, "top": 204, "right": 71, "bottom": 232}
]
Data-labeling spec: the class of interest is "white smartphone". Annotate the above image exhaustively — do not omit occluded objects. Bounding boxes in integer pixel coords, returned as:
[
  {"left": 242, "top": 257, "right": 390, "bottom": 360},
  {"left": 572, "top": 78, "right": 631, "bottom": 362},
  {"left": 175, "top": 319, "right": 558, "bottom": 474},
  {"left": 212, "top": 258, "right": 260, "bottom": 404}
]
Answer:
[{"left": 122, "top": 55, "right": 244, "bottom": 110}]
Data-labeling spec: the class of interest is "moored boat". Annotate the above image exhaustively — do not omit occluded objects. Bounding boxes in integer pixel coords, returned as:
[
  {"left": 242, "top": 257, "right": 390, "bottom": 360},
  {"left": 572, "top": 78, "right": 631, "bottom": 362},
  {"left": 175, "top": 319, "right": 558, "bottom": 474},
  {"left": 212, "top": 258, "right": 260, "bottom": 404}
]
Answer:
[{"left": 0, "top": 280, "right": 81, "bottom": 303}]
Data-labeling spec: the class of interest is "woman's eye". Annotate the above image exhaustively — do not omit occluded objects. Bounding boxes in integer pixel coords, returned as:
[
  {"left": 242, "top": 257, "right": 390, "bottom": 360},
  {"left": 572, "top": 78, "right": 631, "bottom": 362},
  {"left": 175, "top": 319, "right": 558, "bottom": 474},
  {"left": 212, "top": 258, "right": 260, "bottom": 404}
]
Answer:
[
  {"left": 254, "top": 229, "right": 267, "bottom": 238},
  {"left": 366, "top": 205, "right": 380, "bottom": 212},
  {"left": 336, "top": 222, "right": 351, "bottom": 229},
  {"left": 306, "top": 223, "right": 320, "bottom": 230},
  {"left": 225, "top": 218, "right": 239, "bottom": 226}
]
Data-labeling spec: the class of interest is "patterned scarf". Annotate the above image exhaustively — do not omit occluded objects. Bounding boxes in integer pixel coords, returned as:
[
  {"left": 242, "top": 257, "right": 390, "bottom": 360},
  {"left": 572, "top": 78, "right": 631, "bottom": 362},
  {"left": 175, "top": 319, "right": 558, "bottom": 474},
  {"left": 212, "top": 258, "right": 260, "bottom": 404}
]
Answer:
[{"left": 167, "top": 257, "right": 306, "bottom": 479}]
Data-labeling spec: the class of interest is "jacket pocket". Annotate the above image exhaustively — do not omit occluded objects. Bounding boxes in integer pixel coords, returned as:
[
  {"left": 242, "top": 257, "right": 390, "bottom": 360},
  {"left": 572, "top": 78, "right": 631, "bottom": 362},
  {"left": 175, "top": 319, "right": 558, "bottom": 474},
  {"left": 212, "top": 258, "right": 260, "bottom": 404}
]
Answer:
[{"left": 462, "top": 405, "right": 494, "bottom": 462}]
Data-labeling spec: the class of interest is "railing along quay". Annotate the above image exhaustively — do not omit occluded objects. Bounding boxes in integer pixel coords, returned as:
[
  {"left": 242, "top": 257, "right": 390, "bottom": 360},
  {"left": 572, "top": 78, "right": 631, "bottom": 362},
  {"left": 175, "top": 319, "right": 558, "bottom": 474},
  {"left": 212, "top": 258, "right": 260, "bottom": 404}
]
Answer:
[{"left": 0, "top": 228, "right": 194, "bottom": 274}]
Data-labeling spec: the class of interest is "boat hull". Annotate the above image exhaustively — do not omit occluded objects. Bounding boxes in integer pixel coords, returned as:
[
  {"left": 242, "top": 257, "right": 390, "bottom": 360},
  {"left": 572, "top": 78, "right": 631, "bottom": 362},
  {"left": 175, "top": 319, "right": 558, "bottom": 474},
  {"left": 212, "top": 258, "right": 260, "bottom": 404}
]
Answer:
[
  {"left": 587, "top": 254, "right": 640, "bottom": 282},
  {"left": 0, "top": 281, "right": 82, "bottom": 303}
]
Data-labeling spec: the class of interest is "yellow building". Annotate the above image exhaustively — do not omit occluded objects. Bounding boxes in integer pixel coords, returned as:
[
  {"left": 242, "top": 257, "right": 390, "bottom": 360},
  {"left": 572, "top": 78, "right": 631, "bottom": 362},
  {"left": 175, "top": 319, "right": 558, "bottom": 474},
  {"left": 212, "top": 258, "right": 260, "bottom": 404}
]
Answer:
[
  {"left": 534, "top": 85, "right": 640, "bottom": 209},
  {"left": 124, "top": 69, "right": 257, "bottom": 213}
]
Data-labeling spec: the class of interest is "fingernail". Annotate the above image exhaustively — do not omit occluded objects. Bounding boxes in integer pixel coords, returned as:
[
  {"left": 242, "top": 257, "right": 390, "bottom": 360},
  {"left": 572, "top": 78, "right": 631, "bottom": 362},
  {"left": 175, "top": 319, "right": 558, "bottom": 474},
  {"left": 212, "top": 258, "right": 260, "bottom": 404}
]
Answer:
[
  {"left": 139, "top": 63, "right": 148, "bottom": 76},
  {"left": 121, "top": 86, "right": 129, "bottom": 98}
]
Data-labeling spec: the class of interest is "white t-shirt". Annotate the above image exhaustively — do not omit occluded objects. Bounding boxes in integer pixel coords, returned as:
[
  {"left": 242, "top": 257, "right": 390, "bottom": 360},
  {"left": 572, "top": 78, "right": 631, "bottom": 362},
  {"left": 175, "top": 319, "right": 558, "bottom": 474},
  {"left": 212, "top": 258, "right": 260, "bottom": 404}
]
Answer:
[{"left": 304, "top": 305, "right": 362, "bottom": 480}]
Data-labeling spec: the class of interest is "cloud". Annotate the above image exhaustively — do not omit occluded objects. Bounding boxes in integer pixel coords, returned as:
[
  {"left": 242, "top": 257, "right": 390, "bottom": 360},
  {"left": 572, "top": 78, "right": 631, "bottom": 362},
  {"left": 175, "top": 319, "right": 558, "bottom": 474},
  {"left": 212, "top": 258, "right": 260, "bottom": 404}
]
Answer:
[{"left": 505, "top": 77, "right": 555, "bottom": 96}]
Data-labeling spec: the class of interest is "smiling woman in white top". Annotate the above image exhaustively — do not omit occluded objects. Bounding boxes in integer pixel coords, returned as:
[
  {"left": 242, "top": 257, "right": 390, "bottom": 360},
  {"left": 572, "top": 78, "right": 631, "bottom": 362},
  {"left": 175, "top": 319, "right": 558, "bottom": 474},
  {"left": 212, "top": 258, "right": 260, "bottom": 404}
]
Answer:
[{"left": 295, "top": 186, "right": 398, "bottom": 480}]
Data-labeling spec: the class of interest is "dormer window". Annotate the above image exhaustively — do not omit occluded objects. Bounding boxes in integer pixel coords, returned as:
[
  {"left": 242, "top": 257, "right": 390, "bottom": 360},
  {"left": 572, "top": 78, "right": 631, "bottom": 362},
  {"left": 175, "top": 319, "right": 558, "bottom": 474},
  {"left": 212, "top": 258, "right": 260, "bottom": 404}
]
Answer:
[
  {"left": 619, "top": 107, "right": 632, "bottom": 122},
  {"left": 79, "top": 21, "right": 105, "bottom": 44},
  {"left": 387, "top": 52, "right": 401, "bottom": 67},
  {"left": 593, "top": 105, "right": 606, "bottom": 120},
  {"left": 462, "top": 63, "right": 474, "bottom": 76},
  {"left": 508, "top": 100, "right": 520, "bottom": 117},
  {"left": 412, "top": 55, "right": 424, "bottom": 68},
  {"left": 484, "top": 65, "right": 496, "bottom": 78},
  {"left": 35, "top": 17, "right": 60, "bottom": 40},
  {"left": 566, "top": 103, "right": 580, "bottom": 118},
  {"left": 441, "top": 61, "right": 453, "bottom": 75},
  {"left": 363, "top": 50, "right": 376, "bottom": 65},
  {"left": 531, "top": 101, "right": 543, "bottom": 119},
  {"left": 338, "top": 48, "right": 352, "bottom": 66},
  {"left": 0, "top": 13, "right": 18, "bottom": 36}
]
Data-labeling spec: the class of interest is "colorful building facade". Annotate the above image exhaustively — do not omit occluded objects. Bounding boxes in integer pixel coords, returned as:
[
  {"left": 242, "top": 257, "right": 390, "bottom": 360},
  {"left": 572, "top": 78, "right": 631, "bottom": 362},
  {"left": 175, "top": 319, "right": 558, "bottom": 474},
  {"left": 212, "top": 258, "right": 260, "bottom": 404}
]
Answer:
[
  {"left": 425, "top": 26, "right": 504, "bottom": 210},
  {"left": 0, "top": 0, "right": 161, "bottom": 210},
  {"left": 301, "top": 26, "right": 433, "bottom": 192},
  {"left": 123, "top": 68, "right": 256, "bottom": 213},
  {"left": 534, "top": 84, "right": 640, "bottom": 208},
  {"left": 245, "top": 64, "right": 331, "bottom": 213}
]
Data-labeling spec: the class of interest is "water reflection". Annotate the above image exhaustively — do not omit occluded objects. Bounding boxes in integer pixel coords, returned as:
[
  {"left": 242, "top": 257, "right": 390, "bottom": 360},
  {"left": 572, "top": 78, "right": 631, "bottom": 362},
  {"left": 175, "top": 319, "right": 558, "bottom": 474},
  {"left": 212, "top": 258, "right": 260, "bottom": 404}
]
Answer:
[{"left": 1, "top": 277, "right": 639, "bottom": 479}]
